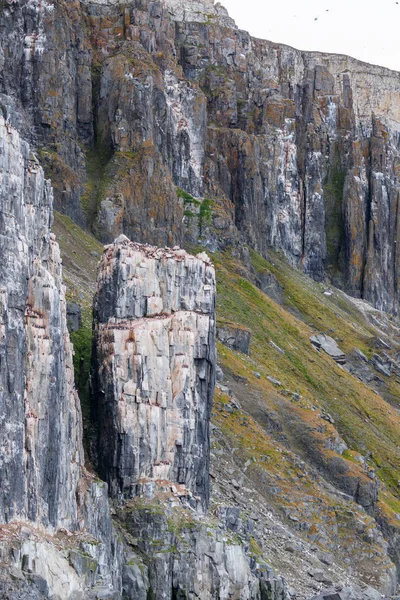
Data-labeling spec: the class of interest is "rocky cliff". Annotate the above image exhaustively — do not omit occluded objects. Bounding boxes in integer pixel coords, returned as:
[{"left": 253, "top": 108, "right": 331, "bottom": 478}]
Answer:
[
  {"left": 0, "top": 110, "right": 399, "bottom": 600},
  {"left": 2, "top": 0, "right": 400, "bottom": 598},
  {"left": 0, "top": 115, "right": 82, "bottom": 530},
  {"left": 0, "top": 117, "right": 288, "bottom": 598},
  {"left": 91, "top": 238, "right": 216, "bottom": 506},
  {"left": 1, "top": 0, "right": 400, "bottom": 312},
  {"left": 0, "top": 114, "right": 125, "bottom": 599}
]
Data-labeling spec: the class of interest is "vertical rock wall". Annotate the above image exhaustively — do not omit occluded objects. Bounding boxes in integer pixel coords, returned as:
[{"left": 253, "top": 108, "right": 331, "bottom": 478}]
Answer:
[
  {"left": 91, "top": 236, "right": 216, "bottom": 506},
  {"left": 0, "top": 0, "right": 92, "bottom": 226},
  {"left": 171, "top": 6, "right": 400, "bottom": 311},
  {"left": 0, "top": 115, "right": 124, "bottom": 599},
  {"left": 2, "top": 0, "right": 400, "bottom": 312},
  {"left": 0, "top": 116, "right": 82, "bottom": 529}
]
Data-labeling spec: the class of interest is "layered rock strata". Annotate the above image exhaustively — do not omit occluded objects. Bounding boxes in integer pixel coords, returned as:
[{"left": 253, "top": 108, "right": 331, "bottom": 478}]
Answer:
[
  {"left": 0, "top": 115, "right": 82, "bottom": 530},
  {"left": 91, "top": 236, "right": 216, "bottom": 505},
  {"left": 2, "top": 0, "right": 400, "bottom": 311},
  {"left": 0, "top": 115, "right": 122, "bottom": 599}
]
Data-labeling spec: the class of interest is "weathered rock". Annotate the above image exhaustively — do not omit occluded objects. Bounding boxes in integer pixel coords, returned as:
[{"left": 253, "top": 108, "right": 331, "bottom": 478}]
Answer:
[
  {"left": 0, "top": 116, "right": 82, "bottom": 530},
  {"left": 66, "top": 302, "right": 82, "bottom": 332},
  {"left": 217, "top": 321, "right": 251, "bottom": 354},
  {"left": 2, "top": 0, "right": 400, "bottom": 312},
  {"left": 344, "top": 349, "right": 377, "bottom": 384},
  {"left": 2, "top": 3, "right": 400, "bottom": 599},
  {"left": 0, "top": 0, "right": 92, "bottom": 226},
  {"left": 216, "top": 364, "right": 224, "bottom": 382},
  {"left": 91, "top": 238, "right": 216, "bottom": 506},
  {"left": 0, "top": 116, "right": 123, "bottom": 599},
  {"left": 257, "top": 270, "right": 284, "bottom": 305},
  {"left": 310, "top": 334, "right": 346, "bottom": 363},
  {"left": 369, "top": 354, "right": 391, "bottom": 377},
  {"left": 118, "top": 500, "right": 287, "bottom": 600}
]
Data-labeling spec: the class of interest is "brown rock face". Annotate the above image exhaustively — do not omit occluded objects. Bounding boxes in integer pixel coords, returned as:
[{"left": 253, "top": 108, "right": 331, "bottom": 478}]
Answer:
[
  {"left": 91, "top": 237, "right": 216, "bottom": 506},
  {"left": 1, "top": 0, "right": 400, "bottom": 313}
]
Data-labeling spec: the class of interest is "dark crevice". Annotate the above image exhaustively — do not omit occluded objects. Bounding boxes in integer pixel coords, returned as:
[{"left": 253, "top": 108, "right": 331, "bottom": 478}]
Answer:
[{"left": 360, "top": 138, "right": 374, "bottom": 299}]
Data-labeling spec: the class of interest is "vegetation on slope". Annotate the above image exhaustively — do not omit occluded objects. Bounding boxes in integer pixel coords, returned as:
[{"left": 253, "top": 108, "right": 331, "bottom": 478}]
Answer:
[
  {"left": 52, "top": 211, "right": 103, "bottom": 453},
  {"left": 214, "top": 250, "right": 400, "bottom": 496}
]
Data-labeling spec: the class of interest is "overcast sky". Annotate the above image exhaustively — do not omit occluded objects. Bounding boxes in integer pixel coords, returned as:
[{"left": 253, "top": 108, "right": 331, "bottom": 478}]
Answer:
[{"left": 220, "top": 0, "right": 400, "bottom": 72}]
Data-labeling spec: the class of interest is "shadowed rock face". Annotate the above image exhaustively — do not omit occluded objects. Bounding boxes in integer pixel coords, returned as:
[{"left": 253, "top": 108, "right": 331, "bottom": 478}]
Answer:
[
  {"left": 0, "top": 116, "right": 83, "bottom": 530},
  {"left": 91, "top": 237, "right": 216, "bottom": 506},
  {"left": 217, "top": 322, "right": 251, "bottom": 355}
]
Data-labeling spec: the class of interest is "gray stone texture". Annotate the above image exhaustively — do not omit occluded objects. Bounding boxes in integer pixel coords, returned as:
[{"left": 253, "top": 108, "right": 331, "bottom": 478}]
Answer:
[
  {"left": 0, "top": 115, "right": 122, "bottom": 599},
  {"left": 0, "top": 116, "right": 83, "bottom": 530},
  {"left": 217, "top": 322, "right": 251, "bottom": 354},
  {"left": 91, "top": 238, "right": 216, "bottom": 506},
  {"left": 1, "top": 0, "right": 400, "bottom": 312}
]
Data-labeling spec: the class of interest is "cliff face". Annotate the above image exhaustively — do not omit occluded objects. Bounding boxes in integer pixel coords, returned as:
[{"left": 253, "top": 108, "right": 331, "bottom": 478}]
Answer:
[
  {"left": 177, "top": 13, "right": 400, "bottom": 312},
  {"left": 2, "top": 1, "right": 400, "bottom": 598},
  {"left": 0, "top": 115, "right": 126, "bottom": 599},
  {"left": 0, "top": 115, "right": 82, "bottom": 530},
  {"left": 1, "top": 0, "right": 400, "bottom": 312},
  {"left": 91, "top": 237, "right": 216, "bottom": 506},
  {"left": 0, "top": 0, "right": 93, "bottom": 226},
  {"left": 0, "top": 111, "right": 287, "bottom": 599},
  {"left": 1, "top": 105, "right": 399, "bottom": 600}
]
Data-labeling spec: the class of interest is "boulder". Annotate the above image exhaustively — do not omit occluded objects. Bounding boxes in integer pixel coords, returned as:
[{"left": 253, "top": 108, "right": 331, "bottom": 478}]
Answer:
[
  {"left": 217, "top": 322, "right": 251, "bottom": 355},
  {"left": 310, "top": 334, "right": 346, "bottom": 363}
]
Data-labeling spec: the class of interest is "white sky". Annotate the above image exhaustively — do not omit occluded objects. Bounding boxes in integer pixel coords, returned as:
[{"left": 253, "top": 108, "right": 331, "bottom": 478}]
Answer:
[{"left": 220, "top": 0, "right": 400, "bottom": 72}]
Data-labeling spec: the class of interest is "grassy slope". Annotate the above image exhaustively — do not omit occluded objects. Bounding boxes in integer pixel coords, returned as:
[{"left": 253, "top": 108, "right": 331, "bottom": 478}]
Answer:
[
  {"left": 52, "top": 211, "right": 103, "bottom": 447},
  {"left": 213, "top": 249, "right": 400, "bottom": 512}
]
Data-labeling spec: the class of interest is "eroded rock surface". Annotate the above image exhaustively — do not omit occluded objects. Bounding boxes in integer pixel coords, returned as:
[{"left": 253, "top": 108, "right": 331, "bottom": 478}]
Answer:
[
  {"left": 1, "top": 0, "right": 400, "bottom": 312},
  {"left": 0, "top": 115, "right": 123, "bottom": 599},
  {"left": 217, "top": 321, "right": 251, "bottom": 354},
  {"left": 0, "top": 116, "right": 82, "bottom": 530},
  {"left": 310, "top": 334, "right": 346, "bottom": 363},
  {"left": 92, "top": 237, "right": 216, "bottom": 506}
]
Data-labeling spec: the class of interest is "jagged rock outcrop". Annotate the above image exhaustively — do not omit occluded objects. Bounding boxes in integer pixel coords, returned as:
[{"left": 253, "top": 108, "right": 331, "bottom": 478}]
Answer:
[
  {"left": 117, "top": 499, "right": 288, "bottom": 600},
  {"left": 0, "top": 115, "right": 82, "bottom": 530},
  {"left": 310, "top": 334, "right": 346, "bottom": 363},
  {"left": 0, "top": 115, "right": 122, "bottom": 600},
  {"left": 0, "top": 0, "right": 93, "bottom": 226},
  {"left": 170, "top": 0, "right": 400, "bottom": 313},
  {"left": 91, "top": 236, "right": 216, "bottom": 506},
  {"left": 2, "top": 0, "right": 399, "bottom": 312},
  {"left": 217, "top": 321, "right": 251, "bottom": 354}
]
